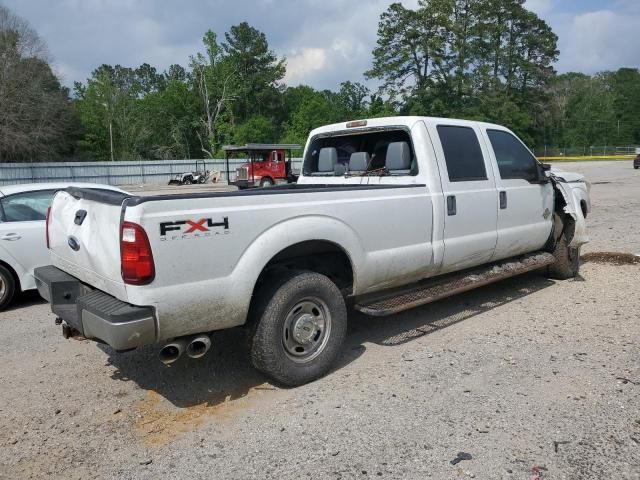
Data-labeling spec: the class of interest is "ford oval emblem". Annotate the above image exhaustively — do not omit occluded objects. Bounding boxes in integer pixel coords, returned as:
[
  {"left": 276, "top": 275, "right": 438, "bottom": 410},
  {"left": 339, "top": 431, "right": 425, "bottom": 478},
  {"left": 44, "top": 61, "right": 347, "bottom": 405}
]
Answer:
[{"left": 67, "top": 236, "right": 80, "bottom": 251}]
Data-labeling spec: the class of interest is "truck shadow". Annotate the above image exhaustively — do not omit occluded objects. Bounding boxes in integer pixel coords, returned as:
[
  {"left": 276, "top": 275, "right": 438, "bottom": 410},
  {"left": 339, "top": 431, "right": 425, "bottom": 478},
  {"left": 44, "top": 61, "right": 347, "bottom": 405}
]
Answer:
[
  {"left": 346, "top": 271, "right": 556, "bottom": 349},
  {"left": 103, "top": 271, "right": 555, "bottom": 409},
  {"left": 4, "top": 291, "right": 47, "bottom": 312}
]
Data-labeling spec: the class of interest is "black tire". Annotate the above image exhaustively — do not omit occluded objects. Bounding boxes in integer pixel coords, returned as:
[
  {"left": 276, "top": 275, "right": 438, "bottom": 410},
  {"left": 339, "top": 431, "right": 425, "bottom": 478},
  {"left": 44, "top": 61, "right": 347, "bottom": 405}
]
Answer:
[
  {"left": 259, "top": 177, "right": 274, "bottom": 188},
  {"left": 198, "top": 176, "right": 206, "bottom": 184},
  {"left": 249, "top": 271, "right": 347, "bottom": 386},
  {"left": 183, "top": 178, "right": 192, "bottom": 185},
  {"left": 0, "top": 265, "right": 17, "bottom": 311},
  {"left": 547, "top": 229, "right": 580, "bottom": 280}
]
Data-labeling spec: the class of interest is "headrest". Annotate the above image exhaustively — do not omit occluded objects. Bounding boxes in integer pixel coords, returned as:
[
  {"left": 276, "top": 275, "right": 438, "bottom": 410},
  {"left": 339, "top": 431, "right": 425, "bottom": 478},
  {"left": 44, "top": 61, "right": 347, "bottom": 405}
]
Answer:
[
  {"left": 318, "top": 147, "right": 338, "bottom": 172},
  {"left": 349, "top": 152, "right": 370, "bottom": 172},
  {"left": 386, "top": 142, "right": 411, "bottom": 170}
]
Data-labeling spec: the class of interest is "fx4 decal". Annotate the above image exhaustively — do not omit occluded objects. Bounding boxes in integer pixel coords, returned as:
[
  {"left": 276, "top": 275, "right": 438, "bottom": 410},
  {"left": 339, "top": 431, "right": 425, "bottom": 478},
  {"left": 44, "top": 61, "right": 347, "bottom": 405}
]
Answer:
[{"left": 160, "top": 217, "right": 230, "bottom": 240}]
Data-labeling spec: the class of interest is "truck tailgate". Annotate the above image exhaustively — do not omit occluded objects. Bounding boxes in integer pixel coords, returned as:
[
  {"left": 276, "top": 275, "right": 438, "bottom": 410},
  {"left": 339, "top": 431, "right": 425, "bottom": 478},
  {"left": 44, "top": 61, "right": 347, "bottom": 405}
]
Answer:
[{"left": 48, "top": 189, "right": 128, "bottom": 301}]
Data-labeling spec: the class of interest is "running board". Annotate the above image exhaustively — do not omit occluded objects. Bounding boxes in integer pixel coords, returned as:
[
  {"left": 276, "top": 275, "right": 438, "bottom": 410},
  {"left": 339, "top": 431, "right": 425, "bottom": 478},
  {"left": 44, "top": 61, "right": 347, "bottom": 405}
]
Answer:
[{"left": 355, "top": 252, "right": 555, "bottom": 317}]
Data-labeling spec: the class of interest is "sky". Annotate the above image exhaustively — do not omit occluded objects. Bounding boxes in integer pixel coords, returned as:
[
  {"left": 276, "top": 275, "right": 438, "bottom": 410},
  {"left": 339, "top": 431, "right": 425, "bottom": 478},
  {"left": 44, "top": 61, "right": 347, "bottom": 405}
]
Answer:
[{"left": 2, "top": 0, "right": 639, "bottom": 90}]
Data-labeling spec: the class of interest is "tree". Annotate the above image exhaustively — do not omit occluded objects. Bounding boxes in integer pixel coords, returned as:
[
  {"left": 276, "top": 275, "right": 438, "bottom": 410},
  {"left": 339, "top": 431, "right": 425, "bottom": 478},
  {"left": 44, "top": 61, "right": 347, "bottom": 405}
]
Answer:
[
  {"left": 190, "top": 30, "right": 237, "bottom": 157},
  {"left": 607, "top": 68, "right": 640, "bottom": 145},
  {"left": 223, "top": 22, "right": 286, "bottom": 123},
  {"left": 234, "top": 116, "right": 277, "bottom": 145},
  {"left": 367, "top": 0, "right": 558, "bottom": 141},
  {"left": 335, "top": 81, "right": 370, "bottom": 119},
  {"left": 281, "top": 89, "right": 342, "bottom": 146},
  {"left": 0, "top": 6, "right": 78, "bottom": 161}
]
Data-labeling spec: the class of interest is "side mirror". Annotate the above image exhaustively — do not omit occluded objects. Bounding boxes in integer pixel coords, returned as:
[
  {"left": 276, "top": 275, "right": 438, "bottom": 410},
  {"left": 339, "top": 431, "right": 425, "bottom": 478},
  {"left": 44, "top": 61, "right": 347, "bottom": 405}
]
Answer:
[{"left": 538, "top": 162, "right": 551, "bottom": 183}]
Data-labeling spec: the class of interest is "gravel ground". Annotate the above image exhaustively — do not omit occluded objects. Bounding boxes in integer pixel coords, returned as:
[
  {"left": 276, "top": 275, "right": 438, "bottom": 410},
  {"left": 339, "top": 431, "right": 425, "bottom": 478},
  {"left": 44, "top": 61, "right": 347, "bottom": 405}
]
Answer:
[{"left": 1, "top": 161, "right": 638, "bottom": 480}]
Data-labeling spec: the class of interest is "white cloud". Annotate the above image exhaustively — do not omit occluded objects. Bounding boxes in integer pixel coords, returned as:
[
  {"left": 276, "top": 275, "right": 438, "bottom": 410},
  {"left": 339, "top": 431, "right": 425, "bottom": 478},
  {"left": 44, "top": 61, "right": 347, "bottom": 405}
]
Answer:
[
  {"left": 525, "top": 0, "right": 553, "bottom": 15},
  {"left": 284, "top": 48, "right": 327, "bottom": 84},
  {"left": 558, "top": 9, "right": 640, "bottom": 73}
]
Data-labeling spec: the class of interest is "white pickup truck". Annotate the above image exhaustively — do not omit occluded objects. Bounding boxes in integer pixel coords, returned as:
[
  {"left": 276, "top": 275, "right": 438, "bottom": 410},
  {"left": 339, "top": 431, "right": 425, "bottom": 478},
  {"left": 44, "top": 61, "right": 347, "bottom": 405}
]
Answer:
[{"left": 35, "top": 117, "right": 590, "bottom": 386}]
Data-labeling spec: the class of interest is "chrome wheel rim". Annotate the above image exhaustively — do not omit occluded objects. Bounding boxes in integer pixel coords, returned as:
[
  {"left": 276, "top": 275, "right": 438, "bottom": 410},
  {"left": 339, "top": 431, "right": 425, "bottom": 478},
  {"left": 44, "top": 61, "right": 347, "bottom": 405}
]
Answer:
[
  {"left": 282, "top": 297, "right": 332, "bottom": 363},
  {"left": 0, "top": 276, "right": 5, "bottom": 300}
]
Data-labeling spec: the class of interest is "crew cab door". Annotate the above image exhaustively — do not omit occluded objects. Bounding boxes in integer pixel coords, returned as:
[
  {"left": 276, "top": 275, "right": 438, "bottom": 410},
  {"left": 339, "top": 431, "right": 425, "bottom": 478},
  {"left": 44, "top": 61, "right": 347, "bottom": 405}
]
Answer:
[
  {"left": 428, "top": 123, "right": 498, "bottom": 273},
  {"left": 481, "top": 128, "right": 554, "bottom": 260}
]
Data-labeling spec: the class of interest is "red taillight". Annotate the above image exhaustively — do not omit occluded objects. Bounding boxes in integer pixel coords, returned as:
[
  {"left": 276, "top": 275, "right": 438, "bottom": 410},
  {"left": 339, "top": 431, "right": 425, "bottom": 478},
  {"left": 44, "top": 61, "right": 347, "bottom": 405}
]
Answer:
[
  {"left": 45, "top": 207, "right": 51, "bottom": 249},
  {"left": 120, "top": 221, "right": 155, "bottom": 285}
]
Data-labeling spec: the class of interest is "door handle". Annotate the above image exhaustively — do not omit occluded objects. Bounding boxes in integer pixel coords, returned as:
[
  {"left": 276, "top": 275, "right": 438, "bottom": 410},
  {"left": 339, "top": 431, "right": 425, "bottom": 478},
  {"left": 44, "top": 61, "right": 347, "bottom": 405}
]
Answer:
[
  {"left": 1, "top": 233, "right": 22, "bottom": 241},
  {"left": 447, "top": 195, "right": 457, "bottom": 216},
  {"left": 499, "top": 191, "right": 507, "bottom": 209}
]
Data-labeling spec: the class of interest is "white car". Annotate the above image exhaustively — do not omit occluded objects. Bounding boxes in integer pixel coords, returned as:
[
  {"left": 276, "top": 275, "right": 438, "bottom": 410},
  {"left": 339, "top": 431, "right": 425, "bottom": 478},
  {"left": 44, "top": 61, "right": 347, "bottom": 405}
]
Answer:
[{"left": 0, "top": 183, "right": 124, "bottom": 310}]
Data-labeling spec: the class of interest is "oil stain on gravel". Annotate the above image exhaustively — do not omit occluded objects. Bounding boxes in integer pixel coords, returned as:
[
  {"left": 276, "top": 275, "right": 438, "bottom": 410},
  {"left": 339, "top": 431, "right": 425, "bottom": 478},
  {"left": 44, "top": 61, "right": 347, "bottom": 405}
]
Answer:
[
  {"left": 131, "top": 386, "right": 269, "bottom": 447},
  {"left": 581, "top": 251, "right": 640, "bottom": 265}
]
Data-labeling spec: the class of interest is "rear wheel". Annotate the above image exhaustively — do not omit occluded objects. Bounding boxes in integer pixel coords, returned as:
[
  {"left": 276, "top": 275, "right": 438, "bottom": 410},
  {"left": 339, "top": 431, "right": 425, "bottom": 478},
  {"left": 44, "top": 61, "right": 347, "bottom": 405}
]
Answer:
[
  {"left": 0, "top": 265, "right": 17, "bottom": 311},
  {"left": 249, "top": 271, "right": 347, "bottom": 386}
]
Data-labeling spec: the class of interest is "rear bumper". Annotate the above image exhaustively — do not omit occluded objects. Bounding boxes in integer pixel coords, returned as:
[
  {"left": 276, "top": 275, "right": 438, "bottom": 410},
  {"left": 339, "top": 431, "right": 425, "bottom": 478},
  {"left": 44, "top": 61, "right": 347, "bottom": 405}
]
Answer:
[{"left": 34, "top": 265, "right": 156, "bottom": 350}]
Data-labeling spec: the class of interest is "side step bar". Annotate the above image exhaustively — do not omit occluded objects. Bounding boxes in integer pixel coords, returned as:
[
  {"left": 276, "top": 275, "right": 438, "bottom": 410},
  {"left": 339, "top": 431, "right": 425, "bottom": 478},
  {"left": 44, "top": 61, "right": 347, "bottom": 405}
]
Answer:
[{"left": 355, "top": 252, "right": 555, "bottom": 317}]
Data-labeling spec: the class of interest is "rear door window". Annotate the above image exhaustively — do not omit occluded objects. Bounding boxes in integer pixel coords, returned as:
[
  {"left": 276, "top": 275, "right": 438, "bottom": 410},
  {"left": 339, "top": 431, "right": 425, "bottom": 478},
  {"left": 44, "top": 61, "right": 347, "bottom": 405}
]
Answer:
[
  {"left": 437, "top": 126, "right": 487, "bottom": 182},
  {"left": 487, "top": 130, "right": 538, "bottom": 182},
  {"left": 0, "top": 190, "right": 55, "bottom": 222}
]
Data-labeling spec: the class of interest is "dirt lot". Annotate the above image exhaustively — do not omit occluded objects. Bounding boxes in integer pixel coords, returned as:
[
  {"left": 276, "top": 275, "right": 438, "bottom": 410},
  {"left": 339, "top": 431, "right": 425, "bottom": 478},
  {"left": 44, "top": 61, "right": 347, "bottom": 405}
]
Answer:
[{"left": 1, "top": 161, "right": 638, "bottom": 480}]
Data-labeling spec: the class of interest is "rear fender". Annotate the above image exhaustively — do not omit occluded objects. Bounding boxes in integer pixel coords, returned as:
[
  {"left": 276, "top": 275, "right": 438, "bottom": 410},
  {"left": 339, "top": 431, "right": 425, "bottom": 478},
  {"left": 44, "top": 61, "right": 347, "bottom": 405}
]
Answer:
[{"left": 232, "top": 215, "right": 364, "bottom": 296}]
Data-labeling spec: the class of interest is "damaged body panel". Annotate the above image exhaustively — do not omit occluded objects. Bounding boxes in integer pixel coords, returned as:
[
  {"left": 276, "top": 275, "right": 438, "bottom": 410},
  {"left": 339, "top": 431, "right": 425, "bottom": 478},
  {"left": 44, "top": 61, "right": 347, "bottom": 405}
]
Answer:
[{"left": 549, "top": 170, "right": 591, "bottom": 248}]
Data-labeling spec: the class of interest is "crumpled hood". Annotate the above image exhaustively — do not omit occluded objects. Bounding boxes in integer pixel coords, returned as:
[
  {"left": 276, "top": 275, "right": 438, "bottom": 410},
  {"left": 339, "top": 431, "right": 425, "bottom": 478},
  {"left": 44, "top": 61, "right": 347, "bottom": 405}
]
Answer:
[{"left": 549, "top": 167, "right": 586, "bottom": 183}]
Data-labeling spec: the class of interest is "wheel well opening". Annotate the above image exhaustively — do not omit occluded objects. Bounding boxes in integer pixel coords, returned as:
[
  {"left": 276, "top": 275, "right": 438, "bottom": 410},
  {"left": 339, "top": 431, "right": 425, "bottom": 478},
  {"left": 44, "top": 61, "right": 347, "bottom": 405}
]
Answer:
[
  {"left": 0, "top": 260, "right": 20, "bottom": 291},
  {"left": 254, "top": 241, "right": 354, "bottom": 297},
  {"left": 580, "top": 200, "right": 588, "bottom": 219}
]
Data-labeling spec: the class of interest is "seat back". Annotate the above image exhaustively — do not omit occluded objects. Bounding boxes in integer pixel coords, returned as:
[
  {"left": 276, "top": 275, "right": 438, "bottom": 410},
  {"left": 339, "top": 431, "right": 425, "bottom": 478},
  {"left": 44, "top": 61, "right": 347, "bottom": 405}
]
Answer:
[
  {"left": 386, "top": 142, "right": 412, "bottom": 173},
  {"left": 349, "top": 152, "right": 370, "bottom": 172},
  {"left": 318, "top": 147, "right": 338, "bottom": 172}
]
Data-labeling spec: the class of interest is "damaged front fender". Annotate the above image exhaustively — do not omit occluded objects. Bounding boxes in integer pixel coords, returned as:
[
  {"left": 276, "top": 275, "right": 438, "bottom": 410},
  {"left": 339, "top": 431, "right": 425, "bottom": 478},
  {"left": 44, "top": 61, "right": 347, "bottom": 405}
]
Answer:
[{"left": 549, "top": 172, "right": 590, "bottom": 248}]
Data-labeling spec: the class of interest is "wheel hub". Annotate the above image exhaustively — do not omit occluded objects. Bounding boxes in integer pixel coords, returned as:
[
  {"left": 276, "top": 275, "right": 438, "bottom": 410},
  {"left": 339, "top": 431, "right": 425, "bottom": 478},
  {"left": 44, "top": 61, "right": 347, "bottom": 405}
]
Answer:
[
  {"left": 282, "top": 297, "right": 332, "bottom": 363},
  {"left": 292, "top": 314, "right": 318, "bottom": 345}
]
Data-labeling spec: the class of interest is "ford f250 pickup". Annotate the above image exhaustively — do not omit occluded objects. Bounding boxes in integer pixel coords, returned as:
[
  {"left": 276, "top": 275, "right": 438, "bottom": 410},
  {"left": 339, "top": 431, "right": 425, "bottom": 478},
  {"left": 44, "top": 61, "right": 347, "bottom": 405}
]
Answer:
[{"left": 35, "top": 117, "right": 591, "bottom": 386}]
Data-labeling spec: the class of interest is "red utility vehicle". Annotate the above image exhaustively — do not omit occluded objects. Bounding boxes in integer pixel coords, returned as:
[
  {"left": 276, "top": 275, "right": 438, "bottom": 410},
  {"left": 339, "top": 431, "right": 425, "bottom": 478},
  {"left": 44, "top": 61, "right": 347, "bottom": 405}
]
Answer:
[{"left": 224, "top": 144, "right": 301, "bottom": 189}]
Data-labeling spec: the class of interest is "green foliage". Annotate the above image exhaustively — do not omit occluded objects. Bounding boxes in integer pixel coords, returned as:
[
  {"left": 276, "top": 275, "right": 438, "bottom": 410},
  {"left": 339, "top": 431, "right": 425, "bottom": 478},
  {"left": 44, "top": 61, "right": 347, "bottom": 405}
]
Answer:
[
  {"left": 234, "top": 116, "right": 277, "bottom": 145},
  {"left": 0, "top": 6, "right": 80, "bottom": 161}
]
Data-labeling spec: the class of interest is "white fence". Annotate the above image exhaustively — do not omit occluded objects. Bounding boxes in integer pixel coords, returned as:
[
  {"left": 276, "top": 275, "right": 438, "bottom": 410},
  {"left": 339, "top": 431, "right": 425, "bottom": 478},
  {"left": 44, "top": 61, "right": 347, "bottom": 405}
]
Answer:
[{"left": 0, "top": 159, "right": 303, "bottom": 186}]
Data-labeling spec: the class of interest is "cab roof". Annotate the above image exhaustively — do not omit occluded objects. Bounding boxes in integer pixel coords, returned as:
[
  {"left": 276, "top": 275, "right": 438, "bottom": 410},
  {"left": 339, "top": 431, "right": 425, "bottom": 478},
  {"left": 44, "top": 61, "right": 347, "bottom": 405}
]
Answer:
[{"left": 308, "top": 116, "right": 509, "bottom": 138}]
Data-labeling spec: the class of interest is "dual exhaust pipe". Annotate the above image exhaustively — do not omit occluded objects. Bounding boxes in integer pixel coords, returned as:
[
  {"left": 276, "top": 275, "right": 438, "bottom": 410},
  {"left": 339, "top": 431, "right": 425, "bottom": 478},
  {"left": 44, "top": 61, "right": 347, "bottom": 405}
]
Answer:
[{"left": 159, "top": 334, "right": 212, "bottom": 365}]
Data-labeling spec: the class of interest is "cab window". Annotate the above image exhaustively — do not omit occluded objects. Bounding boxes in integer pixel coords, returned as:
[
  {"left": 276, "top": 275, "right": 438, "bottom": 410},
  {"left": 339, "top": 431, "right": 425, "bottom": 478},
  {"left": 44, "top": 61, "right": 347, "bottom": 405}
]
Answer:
[
  {"left": 487, "top": 130, "right": 538, "bottom": 182},
  {"left": 0, "top": 190, "right": 55, "bottom": 222},
  {"left": 304, "top": 128, "right": 417, "bottom": 176},
  {"left": 437, "top": 125, "right": 487, "bottom": 182}
]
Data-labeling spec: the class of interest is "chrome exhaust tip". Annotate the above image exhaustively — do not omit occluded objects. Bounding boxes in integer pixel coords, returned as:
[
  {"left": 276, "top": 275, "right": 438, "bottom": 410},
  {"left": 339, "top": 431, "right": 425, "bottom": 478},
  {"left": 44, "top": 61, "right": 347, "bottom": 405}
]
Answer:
[
  {"left": 159, "top": 338, "right": 188, "bottom": 365},
  {"left": 186, "top": 335, "right": 212, "bottom": 359}
]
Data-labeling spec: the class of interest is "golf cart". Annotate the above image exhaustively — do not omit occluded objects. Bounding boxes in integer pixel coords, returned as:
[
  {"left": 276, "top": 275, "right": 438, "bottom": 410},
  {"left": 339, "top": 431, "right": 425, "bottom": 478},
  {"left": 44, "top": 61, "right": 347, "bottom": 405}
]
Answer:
[
  {"left": 224, "top": 144, "right": 301, "bottom": 189},
  {"left": 168, "top": 160, "right": 217, "bottom": 185}
]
